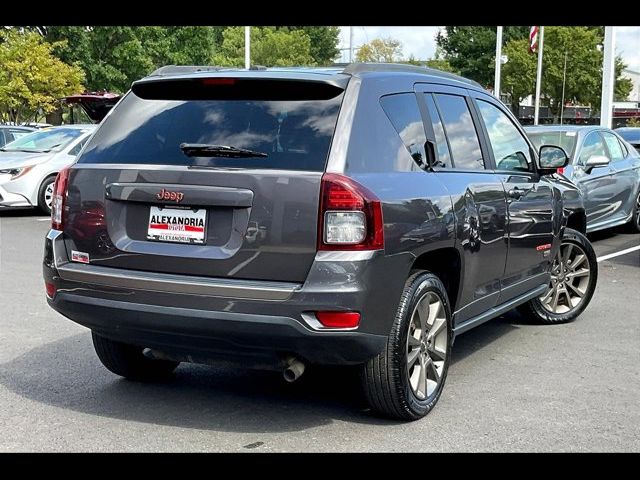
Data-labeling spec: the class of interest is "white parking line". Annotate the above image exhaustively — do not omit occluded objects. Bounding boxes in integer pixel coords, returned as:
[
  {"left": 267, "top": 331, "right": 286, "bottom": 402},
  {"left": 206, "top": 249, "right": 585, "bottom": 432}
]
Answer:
[
  {"left": 36, "top": 218, "right": 50, "bottom": 221},
  {"left": 597, "top": 245, "right": 640, "bottom": 263}
]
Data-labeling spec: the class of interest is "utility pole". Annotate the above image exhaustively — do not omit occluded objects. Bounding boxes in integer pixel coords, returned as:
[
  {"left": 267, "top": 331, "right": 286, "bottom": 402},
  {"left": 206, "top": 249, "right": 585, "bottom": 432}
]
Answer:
[
  {"left": 533, "top": 26, "right": 545, "bottom": 125},
  {"left": 560, "top": 51, "right": 568, "bottom": 124},
  {"left": 245, "top": 26, "right": 251, "bottom": 70},
  {"left": 494, "top": 26, "right": 503, "bottom": 100},
  {"left": 349, "top": 26, "right": 354, "bottom": 62},
  {"left": 600, "top": 26, "right": 616, "bottom": 128}
]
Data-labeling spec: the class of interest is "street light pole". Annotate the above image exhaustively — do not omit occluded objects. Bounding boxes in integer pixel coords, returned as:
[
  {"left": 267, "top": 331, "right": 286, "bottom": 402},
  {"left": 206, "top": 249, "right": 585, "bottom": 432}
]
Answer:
[
  {"left": 533, "top": 26, "right": 545, "bottom": 125},
  {"left": 244, "top": 26, "right": 251, "bottom": 70},
  {"left": 560, "top": 50, "right": 568, "bottom": 125},
  {"left": 349, "top": 26, "right": 354, "bottom": 62},
  {"left": 600, "top": 26, "right": 616, "bottom": 128},
  {"left": 494, "top": 26, "right": 503, "bottom": 100}
]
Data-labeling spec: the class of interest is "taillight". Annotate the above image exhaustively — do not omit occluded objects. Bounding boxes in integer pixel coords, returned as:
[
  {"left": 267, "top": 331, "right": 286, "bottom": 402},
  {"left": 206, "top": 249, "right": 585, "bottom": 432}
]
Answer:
[
  {"left": 51, "top": 167, "right": 70, "bottom": 230},
  {"left": 318, "top": 173, "right": 384, "bottom": 251},
  {"left": 556, "top": 167, "right": 565, "bottom": 175}
]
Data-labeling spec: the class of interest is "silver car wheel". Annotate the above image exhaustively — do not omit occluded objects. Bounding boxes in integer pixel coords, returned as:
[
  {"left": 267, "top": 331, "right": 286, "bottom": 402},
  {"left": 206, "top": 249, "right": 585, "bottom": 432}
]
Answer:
[
  {"left": 539, "top": 241, "right": 591, "bottom": 315},
  {"left": 635, "top": 192, "right": 640, "bottom": 228},
  {"left": 406, "top": 291, "right": 448, "bottom": 400},
  {"left": 44, "top": 182, "right": 55, "bottom": 210}
]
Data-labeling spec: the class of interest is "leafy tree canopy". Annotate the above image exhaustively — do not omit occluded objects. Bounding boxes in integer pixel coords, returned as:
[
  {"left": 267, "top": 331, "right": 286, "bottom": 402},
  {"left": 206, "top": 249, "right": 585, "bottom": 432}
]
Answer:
[
  {"left": 0, "top": 30, "right": 84, "bottom": 123},
  {"left": 356, "top": 38, "right": 403, "bottom": 63}
]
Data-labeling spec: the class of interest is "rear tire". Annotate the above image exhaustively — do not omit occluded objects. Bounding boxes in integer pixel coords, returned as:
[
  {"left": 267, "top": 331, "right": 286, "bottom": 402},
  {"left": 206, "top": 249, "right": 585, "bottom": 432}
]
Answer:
[
  {"left": 92, "top": 332, "right": 179, "bottom": 382},
  {"left": 37, "top": 175, "right": 56, "bottom": 215},
  {"left": 519, "top": 228, "right": 597, "bottom": 324},
  {"left": 360, "top": 271, "right": 453, "bottom": 420}
]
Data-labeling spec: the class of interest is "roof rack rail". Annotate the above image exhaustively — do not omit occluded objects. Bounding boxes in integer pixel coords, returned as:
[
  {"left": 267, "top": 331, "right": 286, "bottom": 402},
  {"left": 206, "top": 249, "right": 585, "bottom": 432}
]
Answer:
[
  {"left": 342, "top": 62, "right": 482, "bottom": 88},
  {"left": 148, "top": 65, "right": 226, "bottom": 77}
]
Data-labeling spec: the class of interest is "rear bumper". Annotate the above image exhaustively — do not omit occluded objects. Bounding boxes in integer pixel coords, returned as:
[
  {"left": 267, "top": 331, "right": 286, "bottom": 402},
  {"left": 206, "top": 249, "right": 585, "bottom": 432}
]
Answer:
[{"left": 44, "top": 230, "right": 411, "bottom": 366}]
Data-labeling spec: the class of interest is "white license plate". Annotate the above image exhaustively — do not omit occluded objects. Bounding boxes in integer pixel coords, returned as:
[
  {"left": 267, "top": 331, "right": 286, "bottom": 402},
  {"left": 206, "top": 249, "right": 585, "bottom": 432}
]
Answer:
[{"left": 147, "top": 206, "right": 207, "bottom": 244}]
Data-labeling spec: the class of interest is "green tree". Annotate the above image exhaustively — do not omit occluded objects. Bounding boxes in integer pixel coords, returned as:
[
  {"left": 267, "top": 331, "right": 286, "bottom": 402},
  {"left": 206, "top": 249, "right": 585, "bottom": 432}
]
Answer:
[
  {"left": 212, "top": 27, "right": 314, "bottom": 67},
  {"left": 501, "top": 38, "right": 537, "bottom": 112},
  {"left": 356, "top": 38, "right": 403, "bottom": 63},
  {"left": 0, "top": 30, "right": 84, "bottom": 123},
  {"left": 283, "top": 27, "right": 340, "bottom": 65},
  {"left": 501, "top": 27, "right": 635, "bottom": 119},
  {"left": 436, "top": 26, "right": 529, "bottom": 87},
  {"left": 42, "top": 26, "right": 220, "bottom": 92}
]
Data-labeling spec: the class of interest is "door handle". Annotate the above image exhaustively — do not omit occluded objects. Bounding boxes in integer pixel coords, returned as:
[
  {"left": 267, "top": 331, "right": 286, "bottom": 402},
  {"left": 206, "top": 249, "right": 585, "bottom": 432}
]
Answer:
[{"left": 507, "top": 187, "right": 526, "bottom": 200}]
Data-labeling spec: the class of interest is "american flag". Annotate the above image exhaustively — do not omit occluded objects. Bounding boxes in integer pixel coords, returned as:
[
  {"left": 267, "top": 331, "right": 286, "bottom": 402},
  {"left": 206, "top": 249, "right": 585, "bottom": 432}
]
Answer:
[{"left": 529, "top": 26, "right": 539, "bottom": 53}]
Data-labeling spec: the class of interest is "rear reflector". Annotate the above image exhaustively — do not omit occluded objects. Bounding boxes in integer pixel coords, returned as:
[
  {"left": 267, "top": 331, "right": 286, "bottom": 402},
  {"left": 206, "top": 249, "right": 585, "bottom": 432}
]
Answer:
[
  {"left": 315, "top": 311, "right": 361, "bottom": 329},
  {"left": 45, "top": 282, "right": 56, "bottom": 298}
]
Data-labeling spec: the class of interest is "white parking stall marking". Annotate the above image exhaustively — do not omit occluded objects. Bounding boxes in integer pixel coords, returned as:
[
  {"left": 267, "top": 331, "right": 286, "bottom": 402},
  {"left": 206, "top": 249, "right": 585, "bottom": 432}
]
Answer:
[
  {"left": 37, "top": 218, "right": 51, "bottom": 222},
  {"left": 597, "top": 245, "right": 640, "bottom": 263}
]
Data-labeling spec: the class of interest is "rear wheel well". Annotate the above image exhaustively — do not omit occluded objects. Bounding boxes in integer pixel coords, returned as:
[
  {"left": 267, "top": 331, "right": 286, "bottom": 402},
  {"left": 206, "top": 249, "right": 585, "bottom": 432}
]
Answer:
[
  {"left": 566, "top": 210, "right": 587, "bottom": 234},
  {"left": 411, "top": 248, "right": 461, "bottom": 312}
]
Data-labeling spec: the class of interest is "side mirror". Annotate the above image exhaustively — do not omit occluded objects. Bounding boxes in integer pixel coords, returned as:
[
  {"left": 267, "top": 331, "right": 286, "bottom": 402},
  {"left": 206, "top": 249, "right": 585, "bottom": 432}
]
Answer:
[
  {"left": 585, "top": 155, "right": 610, "bottom": 168},
  {"left": 539, "top": 145, "right": 569, "bottom": 170}
]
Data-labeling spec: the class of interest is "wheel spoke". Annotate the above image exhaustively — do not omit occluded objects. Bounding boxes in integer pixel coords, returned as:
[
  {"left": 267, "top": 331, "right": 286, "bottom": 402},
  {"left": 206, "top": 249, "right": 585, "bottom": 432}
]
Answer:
[
  {"left": 569, "top": 268, "right": 590, "bottom": 279},
  {"left": 566, "top": 281, "right": 584, "bottom": 298},
  {"left": 550, "top": 286, "right": 561, "bottom": 311},
  {"left": 570, "top": 254, "right": 586, "bottom": 270},
  {"left": 416, "top": 297, "right": 428, "bottom": 333},
  {"left": 563, "top": 244, "right": 574, "bottom": 266},
  {"left": 407, "top": 348, "right": 420, "bottom": 368},
  {"left": 427, "top": 317, "right": 446, "bottom": 342},
  {"left": 427, "top": 357, "right": 440, "bottom": 383},
  {"left": 428, "top": 344, "right": 446, "bottom": 361},
  {"left": 417, "top": 355, "right": 427, "bottom": 398},
  {"left": 427, "top": 299, "right": 442, "bottom": 326},
  {"left": 408, "top": 334, "right": 421, "bottom": 347},
  {"left": 541, "top": 284, "right": 556, "bottom": 305}
]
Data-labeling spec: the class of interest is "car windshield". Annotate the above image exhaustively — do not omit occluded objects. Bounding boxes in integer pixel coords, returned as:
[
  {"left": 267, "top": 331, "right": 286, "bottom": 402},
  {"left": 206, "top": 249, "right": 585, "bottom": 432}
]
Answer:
[
  {"left": 527, "top": 130, "right": 578, "bottom": 158},
  {"left": 1, "top": 127, "right": 86, "bottom": 153}
]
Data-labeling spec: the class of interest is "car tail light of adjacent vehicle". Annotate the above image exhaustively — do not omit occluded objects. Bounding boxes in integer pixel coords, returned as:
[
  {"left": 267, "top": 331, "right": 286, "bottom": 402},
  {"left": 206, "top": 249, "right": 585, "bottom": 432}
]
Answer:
[
  {"left": 45, "top": 282, "right": 56, "bottom": 299},
  {"left": 51, "top": 167, "right": 70, "bottom": 231},
  {"left": 318, "top": 173, "right": 384, "bottom": 251}
]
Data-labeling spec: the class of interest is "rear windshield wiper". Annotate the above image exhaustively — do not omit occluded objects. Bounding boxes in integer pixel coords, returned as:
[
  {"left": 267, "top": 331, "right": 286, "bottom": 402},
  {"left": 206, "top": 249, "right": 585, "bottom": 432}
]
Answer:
[{"left": 180, "top": 143, "right": 268, "bottom": 158}]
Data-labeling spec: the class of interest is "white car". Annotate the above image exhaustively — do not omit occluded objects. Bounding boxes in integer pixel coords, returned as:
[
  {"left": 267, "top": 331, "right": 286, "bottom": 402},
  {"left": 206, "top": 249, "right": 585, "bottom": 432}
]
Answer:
[{"left": 0, "top": 125, "right": 96, "bottom": 213}]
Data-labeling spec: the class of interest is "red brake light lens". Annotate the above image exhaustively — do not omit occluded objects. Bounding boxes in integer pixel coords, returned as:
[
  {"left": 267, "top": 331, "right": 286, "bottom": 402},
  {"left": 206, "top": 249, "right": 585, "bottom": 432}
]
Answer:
[
  {"left": 51, "top": 167, "right": 70, "bottom": 230},
  {"left": 201, "top": 78, "right": 236, "bottom": 86},
  {"left": 556, "top": 167, "right": 565, "bottom": 175},
  {"left": 315, "top": 311, "right": 361, "bottom": 329},
  {"left": 318, "top": 173, "right": 384, "bottom": 251}
]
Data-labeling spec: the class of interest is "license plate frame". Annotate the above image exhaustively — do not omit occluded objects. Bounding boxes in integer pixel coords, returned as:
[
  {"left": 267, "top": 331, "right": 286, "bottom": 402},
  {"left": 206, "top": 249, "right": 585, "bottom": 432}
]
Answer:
[{"left": 147, "top": 206, "right": 207, "bottom": 245}]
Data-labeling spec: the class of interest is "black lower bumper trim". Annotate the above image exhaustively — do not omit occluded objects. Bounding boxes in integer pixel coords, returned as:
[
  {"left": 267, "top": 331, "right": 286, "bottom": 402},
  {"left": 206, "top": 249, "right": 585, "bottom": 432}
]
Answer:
[{"left": 50, "top": 293, "right": 387, "bottom": 366}]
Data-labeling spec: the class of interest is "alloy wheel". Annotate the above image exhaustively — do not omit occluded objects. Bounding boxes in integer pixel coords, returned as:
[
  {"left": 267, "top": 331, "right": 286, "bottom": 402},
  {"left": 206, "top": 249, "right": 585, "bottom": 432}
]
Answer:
[
  {"left": 539, "top": 241, "right": 591, "bottom": 314},
  {"left": 44, "top": 182, "right": 55, "bottom": 210},
  {"left": 406, "top": 291, "right": 448, "bottom": 400}
]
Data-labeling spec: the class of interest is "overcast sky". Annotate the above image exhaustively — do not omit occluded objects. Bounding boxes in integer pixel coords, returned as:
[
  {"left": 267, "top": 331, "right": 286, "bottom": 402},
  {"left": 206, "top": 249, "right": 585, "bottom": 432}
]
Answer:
[{"left": 338, "top": 26, "right": 640, "bottom": 72}]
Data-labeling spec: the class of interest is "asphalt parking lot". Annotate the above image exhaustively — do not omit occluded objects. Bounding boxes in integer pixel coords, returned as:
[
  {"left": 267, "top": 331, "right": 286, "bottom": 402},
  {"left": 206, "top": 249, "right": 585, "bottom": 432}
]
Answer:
[{"left": 0, "top": 210, "right": 638, "bottom": 452}]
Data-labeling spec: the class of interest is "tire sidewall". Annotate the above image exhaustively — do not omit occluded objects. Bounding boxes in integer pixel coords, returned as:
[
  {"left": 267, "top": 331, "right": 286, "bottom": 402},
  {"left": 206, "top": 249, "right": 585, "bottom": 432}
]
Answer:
[
  {"left": 531, "top": 228, "right": 598, "bottom": 323},
  {"left": 397, "top": 274, "right": 453, "bottom": 417},
  {"left": 38, "top": 175, "right": 56, "bottom": 214}
]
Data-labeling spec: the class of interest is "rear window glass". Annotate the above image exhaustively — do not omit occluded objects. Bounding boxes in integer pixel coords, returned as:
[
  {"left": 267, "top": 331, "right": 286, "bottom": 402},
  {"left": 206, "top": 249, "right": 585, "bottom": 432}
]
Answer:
[{"left": 78, "top": 90, "right": 344, "bottom": 171}]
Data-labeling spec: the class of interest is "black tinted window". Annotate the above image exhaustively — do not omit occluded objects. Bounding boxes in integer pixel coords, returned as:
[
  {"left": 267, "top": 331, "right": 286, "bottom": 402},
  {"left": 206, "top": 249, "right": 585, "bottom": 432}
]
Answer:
[
  {"left": 78, "top": 91, "right": 344, "bottom": 172},
  {"left": 423, "top": 94, "right": 452, "bottom": 168},
  {"left": 434, "top": 94, "right": 484, "bottom": 170},
  {"left": 380, "top": 93, "right": 427, "bottom": 169}
]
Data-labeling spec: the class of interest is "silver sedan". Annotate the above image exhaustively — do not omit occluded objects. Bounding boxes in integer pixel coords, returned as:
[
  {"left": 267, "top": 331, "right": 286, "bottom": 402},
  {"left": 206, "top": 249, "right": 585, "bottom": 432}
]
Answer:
[
  {"left": 525, "top": 125, "right": 640, "bottom": 233},
  {"left": 0, "top": 125, "right": 96, "bottom": 214}
]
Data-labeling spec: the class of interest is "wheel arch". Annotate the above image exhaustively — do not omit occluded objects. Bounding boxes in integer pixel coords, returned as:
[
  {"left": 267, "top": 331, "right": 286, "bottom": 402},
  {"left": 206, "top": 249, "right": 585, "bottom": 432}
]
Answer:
[{"left": 410, "top": 247, "right": 462, "bottom": 313}]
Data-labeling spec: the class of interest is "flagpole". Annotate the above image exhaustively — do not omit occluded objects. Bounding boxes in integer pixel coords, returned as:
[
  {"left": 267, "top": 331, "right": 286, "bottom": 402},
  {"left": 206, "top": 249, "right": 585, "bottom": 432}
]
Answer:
[
  {"left": 533, "top": 26, "right": 545, "bottom": 125},
  {"left": 244, "top": 26, "right": 251, "bottom": 70},
  {"left": 494, "top": 26, "right": 503, "bottom": 100},
  {"left": 600, "top": 27, "right": 616, "bottom": 128}
]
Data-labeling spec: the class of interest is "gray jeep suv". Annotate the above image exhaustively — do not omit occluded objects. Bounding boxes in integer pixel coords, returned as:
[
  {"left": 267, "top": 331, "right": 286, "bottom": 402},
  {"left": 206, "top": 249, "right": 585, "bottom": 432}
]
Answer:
[{"left": 43, "top": 63, "right": 597, "bottom": 420}]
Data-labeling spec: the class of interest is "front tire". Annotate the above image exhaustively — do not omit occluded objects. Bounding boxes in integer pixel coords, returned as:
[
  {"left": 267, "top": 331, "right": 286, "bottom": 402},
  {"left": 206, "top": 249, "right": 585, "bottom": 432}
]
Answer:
[
  {"left": 519, "top": 228, "right": 597, "bottom": 324},
  {"left": 92, "top": 332, "right": 179, "bottom": 382},
  {"left": 37, "top": 175, "right": 56, "bottom": 215},
  {"left": 626, "top": 190, "right": 640, "bottom": 233},
  {"left": 361, "top": 271, "right": 453, "bottom": 420}
]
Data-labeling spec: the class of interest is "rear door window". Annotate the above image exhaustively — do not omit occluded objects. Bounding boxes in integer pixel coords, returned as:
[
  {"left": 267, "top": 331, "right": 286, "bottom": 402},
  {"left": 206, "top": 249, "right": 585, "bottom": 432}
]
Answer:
[
  {"left": 433, "top": 93, "right": 485, "bottom": 170},
  {"left": 423, "top": 94, "right": 452, "bottom": 168},
  {"left": 380, "top": 93, "right": 427, "bottom": 169},
  {"left": 78, "top": 90, "right": 344, "bottom": 172},
  {"left": 601, "top": 131, "right": 624, "bottom": 162}
]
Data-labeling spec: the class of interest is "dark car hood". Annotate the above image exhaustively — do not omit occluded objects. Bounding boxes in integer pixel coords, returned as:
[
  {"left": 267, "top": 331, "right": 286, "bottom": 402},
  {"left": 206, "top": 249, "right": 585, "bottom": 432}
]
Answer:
[{"left": 64, "top": 93, "right": 121, "bottom": 123}]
